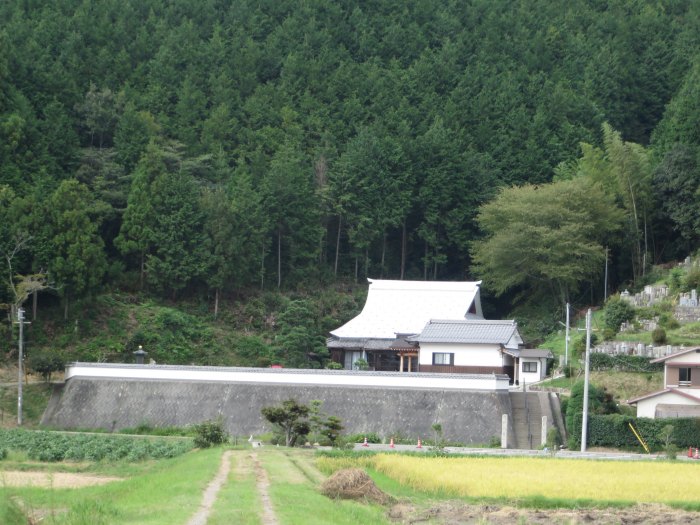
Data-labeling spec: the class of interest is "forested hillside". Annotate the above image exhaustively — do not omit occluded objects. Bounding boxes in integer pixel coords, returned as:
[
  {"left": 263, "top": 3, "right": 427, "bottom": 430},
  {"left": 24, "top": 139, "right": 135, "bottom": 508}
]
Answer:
[{"left": 2, "top": 0, "right": 700, "bottom": 349}]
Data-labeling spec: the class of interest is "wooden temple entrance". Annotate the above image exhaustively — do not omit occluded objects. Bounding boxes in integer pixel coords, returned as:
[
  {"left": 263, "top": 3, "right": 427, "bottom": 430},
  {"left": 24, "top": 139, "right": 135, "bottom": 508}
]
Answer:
[
  {"left": 391, "top": 336, "right": 419, "bottom": 373},
  {"left": 399, "top": 352, "right": 418, "bottom": 372}
]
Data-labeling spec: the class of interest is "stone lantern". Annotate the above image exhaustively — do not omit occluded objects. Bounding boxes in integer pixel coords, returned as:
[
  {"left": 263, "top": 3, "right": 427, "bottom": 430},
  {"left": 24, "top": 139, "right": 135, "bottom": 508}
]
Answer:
[{"left": 133, "top": 345, "right": 147, "bottom": 365}]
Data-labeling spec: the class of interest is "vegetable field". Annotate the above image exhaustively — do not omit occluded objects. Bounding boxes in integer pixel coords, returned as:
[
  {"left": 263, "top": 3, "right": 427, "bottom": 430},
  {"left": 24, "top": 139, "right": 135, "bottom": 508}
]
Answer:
[{"left": 0, "top": 428, "right": 193, "bottom": 462}]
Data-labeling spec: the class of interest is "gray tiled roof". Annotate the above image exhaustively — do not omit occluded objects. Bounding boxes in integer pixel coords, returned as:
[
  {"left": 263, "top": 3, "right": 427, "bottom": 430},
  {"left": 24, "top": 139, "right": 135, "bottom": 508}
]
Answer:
[
  {"left": 326, "top": 337, "right": 397, "bottom": 350},
  {"left": 502, "top": 348, "right": 553, "bottom": 359},
  {"left": 410, "top": 319, "right": 517, "bottom": 344},
  {"left": 519, "top": 348, "right": 553, "bottom": 358}
]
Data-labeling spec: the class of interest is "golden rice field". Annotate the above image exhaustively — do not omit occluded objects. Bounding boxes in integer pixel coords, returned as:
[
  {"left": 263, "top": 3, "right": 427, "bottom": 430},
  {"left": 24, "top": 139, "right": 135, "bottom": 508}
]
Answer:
[{"left": 319, "top": 454, "right": 700, "bottom": 505}]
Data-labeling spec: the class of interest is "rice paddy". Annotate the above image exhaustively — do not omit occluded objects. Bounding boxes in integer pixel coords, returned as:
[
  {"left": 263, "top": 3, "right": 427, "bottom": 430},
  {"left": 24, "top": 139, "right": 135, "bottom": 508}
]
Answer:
[{"left": 322, "top": 454, "right": 700, "bottom": 506}]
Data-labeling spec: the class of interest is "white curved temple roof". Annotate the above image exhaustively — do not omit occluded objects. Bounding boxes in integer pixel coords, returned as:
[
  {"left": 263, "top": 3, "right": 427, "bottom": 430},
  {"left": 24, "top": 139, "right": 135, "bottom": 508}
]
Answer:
[{"left": 330, "top": 279, "right": 483, "bottom": 340}]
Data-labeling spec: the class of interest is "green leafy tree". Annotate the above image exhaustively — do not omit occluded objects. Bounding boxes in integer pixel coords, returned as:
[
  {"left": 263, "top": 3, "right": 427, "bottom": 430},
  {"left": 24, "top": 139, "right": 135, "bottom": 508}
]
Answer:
[
  {"left": 114, "top": 103, "right": 157, "bottom": 173},
  {"left": 146, "top": 156, "right": 208, "bottom": 298},
  {"left": 0, "top": 186, "right": 47, "bottom": 320},
  {"left": 566, "top": 380, "right": 618, "bottom": 448},
  {"left": 651, "top": 61, "right": 700, "bottom": 155},
  {"left": 117, "top": 141, "right": 208, "bottom": 296},
  {"left": 652, "top": 144, "right": 700, "bottom": 255},
  {"left": 335, "top": 126, "right": 408, "bottom": 278},
  {"left": 27, "top": 352, "right": 64, "bottom": 382},
  {"left": 46, "top": 180, "right": 107, "bottom": 318},
  {"left": 302, "top": 399, "right": 343, "bottom": 446},
  {"left": 274, "top": 299, "right": 327, "bottom": 367},
  {"left": 261, "top": 142, "right": 321, "bottom": 287},
  {"left": 321, "top": 416, "right": 343, "bottom": 446},
  {"left": 601, "top": 124, "right": 653, "bottom": 281},
  {"left": 472, "top": 177, "right": 622, "bottom": 306},
  {"left": 415, "top": 118, "right": 498, "bottom": 278},
  {"left": 603, "top": 296, "right": 636, "bottom": 333},
  {"left": 261, "top": 399, "right": 311, "bottom": 447},
  {"left": 201, "top": 163, "right": 268, "bottom": 315},
  {"left": 115, "top": 142, "right": 162, "bottom": 288},
  {"left": 74, "top": 83, "right": 120, "bottom": 149}
]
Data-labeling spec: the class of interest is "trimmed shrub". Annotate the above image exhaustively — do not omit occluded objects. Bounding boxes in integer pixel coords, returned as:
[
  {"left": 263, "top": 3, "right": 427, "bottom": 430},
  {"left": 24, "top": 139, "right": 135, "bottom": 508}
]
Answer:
[
  {"left": 344, "top": 432, "right": 381, "bottom": 444},
  {"left": 569, "top": 414, "right": 700, "bottom": 451},
  {"left": 566, "top": 381, "right": 618, "bottom": 447},
  {"left": 602, "top": 328, "right": 616, "bottom": 341},
  {"left": 191, "top": 419, "right": 229, "bottom": 448},
  {"left": 658, "top": 313, "right": 680, "bottom": 330},
  {"left": 28, "top": 352, "right": 65, "bottom": 382},
  {"left": 604, "top": 296, "right": 636, "bottom": 332},
  {"left": 651, "top": 327, "right": 667, "bottom": 344}
]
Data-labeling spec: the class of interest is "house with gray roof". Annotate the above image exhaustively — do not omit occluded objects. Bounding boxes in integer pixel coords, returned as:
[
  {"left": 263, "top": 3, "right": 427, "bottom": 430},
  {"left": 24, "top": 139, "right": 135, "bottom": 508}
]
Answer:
[
  {"left": 327, "top": 279, "right": 483, "bottom": 372},
  {"left": 327, "top": 279, "right": 552, "bottom": 383},
  {"left": 409, "top": 319, "right": 552, "bottom": 384}
]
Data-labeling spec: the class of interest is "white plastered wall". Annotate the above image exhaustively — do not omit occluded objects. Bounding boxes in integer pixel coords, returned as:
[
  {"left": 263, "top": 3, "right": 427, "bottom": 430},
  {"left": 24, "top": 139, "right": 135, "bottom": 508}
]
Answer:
[
  {"left": 418, "top": 342, "right": 503, "bottom": 367},
  {"left": 520, "top": 358, "right": 547, "bottom": 383},
  {"left": 635, "top": 391, "right": 700, "bottom": 418}
]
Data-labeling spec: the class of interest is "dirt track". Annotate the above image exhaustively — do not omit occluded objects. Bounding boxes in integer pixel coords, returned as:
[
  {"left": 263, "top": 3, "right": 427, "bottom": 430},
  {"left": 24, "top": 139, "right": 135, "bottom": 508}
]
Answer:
[
  {"left": 0, "top": 470, "right": 121, "bottom": 488},
  {"left": 388, "top": 502, "right": 700, "bottom": 525},
  {"left": 185, "top": 450, "right": 233, "bottom": 525}
]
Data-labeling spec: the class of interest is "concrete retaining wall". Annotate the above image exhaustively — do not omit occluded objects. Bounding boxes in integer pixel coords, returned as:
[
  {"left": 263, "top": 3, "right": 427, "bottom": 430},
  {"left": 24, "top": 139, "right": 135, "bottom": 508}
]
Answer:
[{"left": 41, "top": 364, "right": 512, "bottom": 444}]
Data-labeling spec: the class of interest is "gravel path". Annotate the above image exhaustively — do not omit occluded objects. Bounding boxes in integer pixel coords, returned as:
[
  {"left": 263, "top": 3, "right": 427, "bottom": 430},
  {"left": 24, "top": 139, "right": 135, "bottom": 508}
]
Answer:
[{"left": 185, "top": 450, "right": 233, "bottom": 525}]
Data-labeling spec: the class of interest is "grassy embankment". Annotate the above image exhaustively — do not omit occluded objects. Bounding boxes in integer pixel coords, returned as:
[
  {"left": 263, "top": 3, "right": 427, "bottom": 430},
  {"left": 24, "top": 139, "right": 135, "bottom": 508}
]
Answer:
[
  {"left": 0, "top": 382, "right": 53, "bottom": 428},
  {"left": 1, "top": 447, "right": 224, "bottom": 525}
]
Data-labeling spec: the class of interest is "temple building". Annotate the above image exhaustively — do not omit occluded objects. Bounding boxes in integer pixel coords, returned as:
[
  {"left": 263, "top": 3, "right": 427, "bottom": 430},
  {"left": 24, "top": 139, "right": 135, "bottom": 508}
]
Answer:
[{"left": 327, "top": 279, "right": 551, "bottom": 383}]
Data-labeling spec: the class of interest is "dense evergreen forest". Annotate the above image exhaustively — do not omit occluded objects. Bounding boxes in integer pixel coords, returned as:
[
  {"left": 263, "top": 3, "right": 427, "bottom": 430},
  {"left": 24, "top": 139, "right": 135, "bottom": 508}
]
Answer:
[{"left": 2, "top": 0, "right": 700, "bottom": 333}]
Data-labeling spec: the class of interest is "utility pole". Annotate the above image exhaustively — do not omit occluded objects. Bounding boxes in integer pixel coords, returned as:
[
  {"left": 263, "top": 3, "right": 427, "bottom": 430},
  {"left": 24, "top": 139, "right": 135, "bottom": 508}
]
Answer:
[
  {"left": 564, "top": 302, "right": 570, "bottom": 368},
  {"left": 581, "top": 308, "right": 592, "bottom": 452},
  {"left": 604, "top": 247, "right": 609, "bottom": 303},
  {"left": 15, "top": 307, "right": 26, "bottom": 426}
]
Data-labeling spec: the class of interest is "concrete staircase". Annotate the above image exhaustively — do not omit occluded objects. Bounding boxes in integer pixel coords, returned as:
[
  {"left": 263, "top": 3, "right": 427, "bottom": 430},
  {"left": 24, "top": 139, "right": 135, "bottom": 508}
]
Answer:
[{"left": 509, "top": 392, "right": 544, "bottom": 449}]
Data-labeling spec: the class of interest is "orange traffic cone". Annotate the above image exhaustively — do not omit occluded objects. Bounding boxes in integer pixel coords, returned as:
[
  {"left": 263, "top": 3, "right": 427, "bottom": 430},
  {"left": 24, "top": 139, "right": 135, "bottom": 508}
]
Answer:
[
  {"left": 390, "top": 437, "right": 395, "bottom": 448},
  {"left": 416, "top": 438, "right": 422, "bottom": 449},
  {"left": 695, "top": 448, "right": 699, "bottom": 459},
  {"left": 689, "top": 447, "right": 694, "bottom": 458},
  {"left": 362, "top": 436, "right": 369, "bottom": 447}
]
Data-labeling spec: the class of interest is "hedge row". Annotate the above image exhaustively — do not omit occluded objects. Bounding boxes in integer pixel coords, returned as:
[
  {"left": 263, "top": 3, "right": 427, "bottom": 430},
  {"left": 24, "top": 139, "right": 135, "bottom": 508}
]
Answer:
[
  {"left": 589, "top": 353, "right": 663, "bottom": 373},
  {"left": 0, "top": 429, "right": 194, "bottom": 462},
  {"left": 568, "top": 413, "right": 700, "bottom": 451}
]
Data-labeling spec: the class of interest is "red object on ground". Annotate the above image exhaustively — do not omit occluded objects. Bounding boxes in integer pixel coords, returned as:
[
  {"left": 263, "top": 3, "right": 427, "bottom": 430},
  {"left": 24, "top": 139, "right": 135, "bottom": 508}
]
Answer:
[
  {"left": 270, "top": 364, "right": 283, "bottom": 368},
  {"left": 689, "top": 447, "right": 694, "bottom": 458},
  {"left": 390, "top": 437, "right": 395, "bottom": 448},
  {"left": 416, "top": 439, "right": 422, "bottom": 449},
  {"left": 362, "top": 436, "right": 369, "bottom": 447}
]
